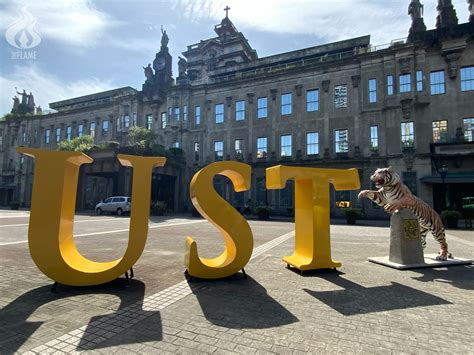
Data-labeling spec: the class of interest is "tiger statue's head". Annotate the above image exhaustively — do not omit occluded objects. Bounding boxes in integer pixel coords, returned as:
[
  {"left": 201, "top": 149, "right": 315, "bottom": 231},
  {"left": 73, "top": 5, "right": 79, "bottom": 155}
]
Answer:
[{"left": 370, "top": 166, "right": 401, "bottom": 189}]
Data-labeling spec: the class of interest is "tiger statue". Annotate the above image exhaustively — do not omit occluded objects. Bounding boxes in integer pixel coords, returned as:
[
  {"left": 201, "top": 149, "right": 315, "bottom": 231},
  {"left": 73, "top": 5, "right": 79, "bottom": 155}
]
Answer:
[{"left": 358, "top": 167, "right": 451, "bottom": 261}]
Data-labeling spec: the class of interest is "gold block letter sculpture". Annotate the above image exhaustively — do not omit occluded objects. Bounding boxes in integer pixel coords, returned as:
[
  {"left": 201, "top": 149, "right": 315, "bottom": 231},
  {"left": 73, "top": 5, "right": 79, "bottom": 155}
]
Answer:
[
  {"left": 185, "top": 161, "right": 253, "bottom": 279},
  {"left": 17, "top": 148, "right": 165, "bottom": 286},
  {"left": 266, "top": 165, "right": 360, "bottom": 271}
]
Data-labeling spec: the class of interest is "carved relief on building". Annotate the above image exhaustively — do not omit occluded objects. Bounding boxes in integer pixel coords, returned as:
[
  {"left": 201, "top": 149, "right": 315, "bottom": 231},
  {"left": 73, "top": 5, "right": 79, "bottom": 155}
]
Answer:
[{"left": 398, "top": 58, "right": 411, "bottom": 74}]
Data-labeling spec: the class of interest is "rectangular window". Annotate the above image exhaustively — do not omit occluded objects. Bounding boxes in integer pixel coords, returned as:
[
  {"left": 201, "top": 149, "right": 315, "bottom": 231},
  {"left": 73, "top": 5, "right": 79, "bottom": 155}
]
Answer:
[
  {"left": 416, "top": 70, "right": 423, "bottom": 92},
  {"left": 21, "top": 131, "right": 26, "bottom": 144},
  {"left": 257, "top": 97, "right": 268, "bottom": 118},
  {"left": 402, "top": 172, "right": 417, "bottom": 195},
  {"left": 281, "top": 93, "right": 292, "bottom": 115},
  {"left": 66, "top": 126, "right": 72, "bottom": 140},
  {"left": 432, "top": 120, "right": 448, "bottom": 143},
  {"left": 257, "top": 137, "right": 267, "bottom": 159},
  {"left": 430, "top": 70, "right": 446, "bottom": 95},
  {"left": 55, "top": 127, "right": 61, "bottom": 143},
  {"left": 124, "top": 115, "right": 130, "bottom": 128},
  {"left": 215, "top": 103, "right": 224, "bottom": 123},
  {"left": 45, "top": 129, "right": 51, "bottom": 144},
  {"left": 101, "top": 120, "right": 109, "bottom": 137},
  {"left": 401, "top": 121, "right": 415, "bottom": 148},
  {"left": 0, "top": 131, "right": 3, "bottom": 147},
  {"left": 399, "top": 74, "right": 412, "bottom": 93},
  {"left": 90, "top": 122, "right": 96, "bottom": 138},
  {"left": 234, "top": 139, "right": 243, "bottom": 159},
  {"left": 195, "top": 106, "right": 201, "bottom": 124},
  {"left": 306, "top": 132, "right": 319, "bottom": 155},
  {"left": 256, "top": 177, "right": 267, "bottom": 206},
  {"left": 116, "top": 117, "right": 121, "bottom": 132},
  {"left": 146, "top": 114, "right": 153, "bottom": 130},
  {"left": 78, "top": 124, "right": 83, "bottom": 137},
  {"left": 194, "top": 142, "right": 199, "bottom": 162},
  {"left": 306, "top": 89, "right": 319, "bottom": 112},
  {"left": 387, "top": 75, "right": 394, "bottom": 96},
  {"left": 370, "top": 125, "right": 379, "bottom": 150},
  {"left": 214, "top": 141, "right": 224, "bottom": 161},
  {"left": 174, "top": 107, "right": 180, "bottom": 121},
  {"left": 172, "top": 141, "right": 179, "bottom": 148},
  {"left": 183, "top": 105, "right": 188, "bottom": 121},
  {"left": 161, "top": 112, "right": 167, "bottom": 129},
  {"left": 335, "top": 129, "right": 348, "bottom": 153},
  {"left": 464, "top": 118, "right": 474, "bottom": 142},
  {"left": 334, "top": 85, "right": 348, "bottom": 108},
  {"left": 132, "top": 112, "right": 137, "bottom": 126},
  {"left": 168, "top": 107, "right": 172, "bottom": 119},
  {"left": 461, "top": 66, "right": 474, "bottom": 91},
  {"left": 368, "top": 79, "right": 377, "bottom": 103},
  {"left": 280, "top": 134, "right": 292, "bottom": 157},
  {"left": 235, "top": 100, "right": 245, "bottom": 121}
]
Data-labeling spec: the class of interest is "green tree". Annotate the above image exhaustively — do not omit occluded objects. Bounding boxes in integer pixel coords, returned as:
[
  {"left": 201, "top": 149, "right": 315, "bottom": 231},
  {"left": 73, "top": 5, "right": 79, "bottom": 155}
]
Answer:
[
  {"left": 128, "top": 126, "right": 157, "bottom": 149},
  {"left": 57, "top": 135, "right": 95, "bottom": 153}
]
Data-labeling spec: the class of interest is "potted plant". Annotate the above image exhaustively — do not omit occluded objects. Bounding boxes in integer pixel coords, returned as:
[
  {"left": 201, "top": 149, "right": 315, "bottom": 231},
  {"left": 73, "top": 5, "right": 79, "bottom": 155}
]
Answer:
[
  {"left": 441, "top": 210, "right": 461, "bottom": 229},
  {"left": 256, "top": 206, "right": 271, "bottom": 220},
  {"left": 151, "top": 201, "right": 167, "bottom": 216},
  {"left": 10, "top": 201, "right": 20, "bottom": 210},
  {"left": 343, "top": 208, "right": 363, "bottom": 225}
]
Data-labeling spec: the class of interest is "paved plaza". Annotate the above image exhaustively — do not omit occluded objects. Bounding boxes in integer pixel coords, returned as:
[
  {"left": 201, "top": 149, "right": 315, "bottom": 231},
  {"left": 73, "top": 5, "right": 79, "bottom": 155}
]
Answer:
[{"left": 0, "top": 209, "right": 473, "bottom": 354}]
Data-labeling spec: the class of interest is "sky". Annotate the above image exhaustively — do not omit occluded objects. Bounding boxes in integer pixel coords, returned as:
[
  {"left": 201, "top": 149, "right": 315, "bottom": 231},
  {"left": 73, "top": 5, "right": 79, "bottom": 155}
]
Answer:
[{"left": 0, "top": 0, "right": 471, "bottom": 115}]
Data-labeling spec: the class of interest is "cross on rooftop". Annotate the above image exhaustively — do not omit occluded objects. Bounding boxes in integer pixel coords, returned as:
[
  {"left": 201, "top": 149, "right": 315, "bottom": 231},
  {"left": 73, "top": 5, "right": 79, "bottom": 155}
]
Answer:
[{"left": 224, "top": 5, "right": 230, "bottom": 18}]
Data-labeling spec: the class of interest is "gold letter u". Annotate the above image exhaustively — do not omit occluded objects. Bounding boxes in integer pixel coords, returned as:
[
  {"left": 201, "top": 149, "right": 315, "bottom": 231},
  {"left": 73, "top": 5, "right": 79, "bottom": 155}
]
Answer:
[{"left": 17, "top": 148, "right": 166, "bottom": 286}]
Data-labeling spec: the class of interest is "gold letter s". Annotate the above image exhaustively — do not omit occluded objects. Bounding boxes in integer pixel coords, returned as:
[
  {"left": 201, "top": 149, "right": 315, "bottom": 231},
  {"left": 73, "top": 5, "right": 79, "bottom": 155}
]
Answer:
[
  {"left": 17, "top": 148, "right": 165, "bottom": 286},
  {"left": 185, "top": 161, "right": 253, "bottom": 279}
]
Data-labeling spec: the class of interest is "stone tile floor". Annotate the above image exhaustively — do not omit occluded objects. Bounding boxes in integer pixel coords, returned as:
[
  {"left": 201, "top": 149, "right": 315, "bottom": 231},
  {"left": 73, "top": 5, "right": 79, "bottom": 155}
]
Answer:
[{"left": 1, "top": 214, "right": 473, "bottom": 354}]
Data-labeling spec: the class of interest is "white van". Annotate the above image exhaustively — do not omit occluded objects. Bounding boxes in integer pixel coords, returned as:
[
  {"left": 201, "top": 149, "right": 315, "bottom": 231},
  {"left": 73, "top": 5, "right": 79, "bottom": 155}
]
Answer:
[{"left": 95, "top": 196, "right": 131, "bottom": 216}]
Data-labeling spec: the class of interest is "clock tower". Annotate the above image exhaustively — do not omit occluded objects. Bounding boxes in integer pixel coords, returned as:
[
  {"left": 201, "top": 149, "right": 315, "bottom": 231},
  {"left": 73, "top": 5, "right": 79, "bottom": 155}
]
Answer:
[{"left": 142, "top": 27, "right": 173, "bottom": 96}]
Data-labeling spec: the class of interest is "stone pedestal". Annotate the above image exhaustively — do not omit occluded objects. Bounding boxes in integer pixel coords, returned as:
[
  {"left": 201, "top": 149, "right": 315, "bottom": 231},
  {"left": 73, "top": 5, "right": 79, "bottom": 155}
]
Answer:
[
  {"left": 388, "top": 209, "right": 424, "bottom": 265},
  {"left": 368, "top": 209, "right": 472, "bottom": 269}
]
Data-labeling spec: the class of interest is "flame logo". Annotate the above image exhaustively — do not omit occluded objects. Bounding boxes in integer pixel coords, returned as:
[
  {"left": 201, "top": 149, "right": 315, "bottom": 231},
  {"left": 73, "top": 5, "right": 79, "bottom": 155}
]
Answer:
[{"left": 5, "top": 7, "right": 42, "bottom": 49}]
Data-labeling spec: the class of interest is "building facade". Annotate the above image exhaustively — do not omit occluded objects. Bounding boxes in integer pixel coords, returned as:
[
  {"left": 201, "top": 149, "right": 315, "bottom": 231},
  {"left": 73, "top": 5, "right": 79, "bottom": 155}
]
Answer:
[{"left": 1, "top": 1, "right": 474, "bottom": 218}]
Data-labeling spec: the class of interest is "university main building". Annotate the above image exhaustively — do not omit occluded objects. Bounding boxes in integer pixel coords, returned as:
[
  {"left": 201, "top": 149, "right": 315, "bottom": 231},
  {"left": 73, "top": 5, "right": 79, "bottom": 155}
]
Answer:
[{"left": 1, "top": 1, "right": 473, "bottom": 218}]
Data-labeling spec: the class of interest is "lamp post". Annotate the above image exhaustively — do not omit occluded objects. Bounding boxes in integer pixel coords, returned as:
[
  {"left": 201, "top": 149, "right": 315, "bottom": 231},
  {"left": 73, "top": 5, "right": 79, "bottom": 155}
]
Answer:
[{"left": 440, "top": 164, "right": 448, "bottom": 210}]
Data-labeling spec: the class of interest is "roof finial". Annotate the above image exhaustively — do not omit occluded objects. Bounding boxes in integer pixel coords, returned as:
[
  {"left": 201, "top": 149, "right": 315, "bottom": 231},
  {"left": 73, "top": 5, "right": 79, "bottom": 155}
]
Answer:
[{"left": 224, "top": 5, "right": 231, "bottom": 18}]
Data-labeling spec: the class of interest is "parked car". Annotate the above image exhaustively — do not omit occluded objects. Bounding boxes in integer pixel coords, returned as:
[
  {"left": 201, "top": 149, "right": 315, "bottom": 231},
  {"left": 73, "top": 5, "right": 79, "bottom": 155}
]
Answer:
[{"left": 95, "top": 196, "right": 131, "bottom": 216}]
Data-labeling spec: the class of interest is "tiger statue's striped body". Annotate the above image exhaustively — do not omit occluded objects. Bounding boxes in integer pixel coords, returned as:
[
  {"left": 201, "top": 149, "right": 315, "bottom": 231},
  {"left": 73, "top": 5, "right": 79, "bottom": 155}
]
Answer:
[{"left": 358, "top": 167, "right": 451, "bottom": 261}]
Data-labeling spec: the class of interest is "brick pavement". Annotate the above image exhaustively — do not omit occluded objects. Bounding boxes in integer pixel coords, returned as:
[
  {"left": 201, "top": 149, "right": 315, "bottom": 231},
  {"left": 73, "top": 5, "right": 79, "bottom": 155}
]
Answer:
[{"left": 0, "top": 221, "right": 473, "bottom": 354}]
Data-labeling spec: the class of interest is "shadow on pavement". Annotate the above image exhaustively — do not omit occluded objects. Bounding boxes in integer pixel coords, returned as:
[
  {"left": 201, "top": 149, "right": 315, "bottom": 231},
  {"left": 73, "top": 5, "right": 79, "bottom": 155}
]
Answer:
[
  {"left": 303, "top": 270, "right": 451, "bottom": 316},
  {"left": 0, "top": 278, "right": 161, "bottom": 353},
  {"left": 411, "top": 264, "right": 474, "bottom": 290},
  {"left": 188, "top": 274, "right": 298, "bottom": 329}
]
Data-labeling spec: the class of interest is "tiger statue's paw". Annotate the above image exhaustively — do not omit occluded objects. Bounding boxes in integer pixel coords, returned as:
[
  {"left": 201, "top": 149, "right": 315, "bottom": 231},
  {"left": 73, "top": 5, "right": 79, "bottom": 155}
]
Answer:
[
  {"left": 358, "top": 190, "right": 369, "bottom": 200},
  {"left": 435, "top": 250, "right": 451, "bottom": 261}
]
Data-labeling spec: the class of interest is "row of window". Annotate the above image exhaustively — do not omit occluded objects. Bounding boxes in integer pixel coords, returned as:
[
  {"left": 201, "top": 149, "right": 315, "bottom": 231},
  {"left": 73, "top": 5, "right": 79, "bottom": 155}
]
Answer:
[
  {"left": 400, "top": 118, "right": 474, "bottom": 148},
  {"left": 148, "top": 66, "right": 474, "bottom": 128},
  {"left": 153, "top": 91, "right": 319, "bottom": 129},
  {"left": 204, "top": 117, "right": 474, "bottom": 161},
  {"left": 369, "top": 66, "right": 474, "bottom": 103},
  {"left": 44, "top": 121, "right": 104, "bottom": 144}
]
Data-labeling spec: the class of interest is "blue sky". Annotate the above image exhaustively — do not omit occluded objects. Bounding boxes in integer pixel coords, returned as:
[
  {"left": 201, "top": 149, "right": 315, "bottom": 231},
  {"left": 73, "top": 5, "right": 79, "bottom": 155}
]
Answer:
[{"left": 0, "top": 0, "right": 471, "bottom": 115}]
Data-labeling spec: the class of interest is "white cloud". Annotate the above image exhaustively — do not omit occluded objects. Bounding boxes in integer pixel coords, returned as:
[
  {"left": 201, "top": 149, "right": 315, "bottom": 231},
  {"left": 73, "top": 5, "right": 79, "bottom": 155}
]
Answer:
[
  {"left": 174, "top": 0, "right": 471, "bottom": 46},
  {"left": 0, "top": 64, "right": 115, "bottom": 115},
  {"left": 0, "top": 0, "right": 119, "bottom": 48}
]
